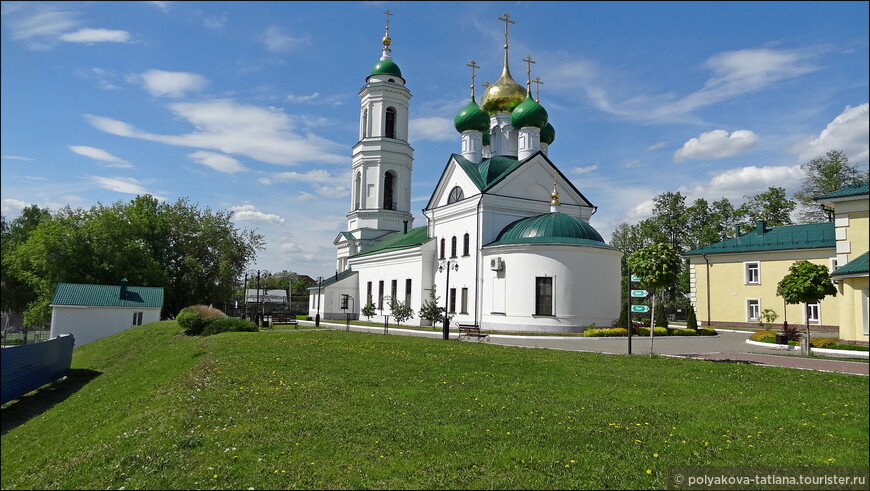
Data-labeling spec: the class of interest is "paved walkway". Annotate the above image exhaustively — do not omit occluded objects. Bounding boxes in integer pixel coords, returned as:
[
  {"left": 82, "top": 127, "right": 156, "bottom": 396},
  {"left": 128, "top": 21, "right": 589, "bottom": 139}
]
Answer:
[{"left": 296, "top": 321, "right": 869, "bottom": 376}]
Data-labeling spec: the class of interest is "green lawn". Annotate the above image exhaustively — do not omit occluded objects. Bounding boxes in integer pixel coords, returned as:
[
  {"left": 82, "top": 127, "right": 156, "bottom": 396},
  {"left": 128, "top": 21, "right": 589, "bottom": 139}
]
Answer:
[{"left": 2, "top": 321, "right": 867, "bottom": 490}]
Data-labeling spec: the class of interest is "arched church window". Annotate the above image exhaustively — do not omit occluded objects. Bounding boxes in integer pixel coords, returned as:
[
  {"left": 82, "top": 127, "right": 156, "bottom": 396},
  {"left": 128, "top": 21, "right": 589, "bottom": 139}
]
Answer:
[
  {"left": 463, "top": 233, "right": 470, "bottom": 256},
  {"left": 385, "top": 107, "right": 396, "bottom": 139},
  {"left": 362, "top": 109, "right": 368, "bottom": 139},
  {"left": 354, "top": 171, "right": 361, "bottom": 210},
  {"left": 451, "top": 236, "right": 457, "bottom": 258},
  {"left": 440, "top": 238, "right": 446, "bottom": 259},
  {"left": 447, "top": 186, "right": 464, "bottom": 204},
  {"left": 383, "top": 171, "right": 395, "bottom": 210}
]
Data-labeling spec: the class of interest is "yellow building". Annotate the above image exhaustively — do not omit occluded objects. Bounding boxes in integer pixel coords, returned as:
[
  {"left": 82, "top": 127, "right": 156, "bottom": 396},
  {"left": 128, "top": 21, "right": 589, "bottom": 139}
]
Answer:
[
  {"left": 817, "top": 184, "right": 869, "bottom": 343},
  {"left": 684, "top": 221, "right": 839, "bottom": 334}
]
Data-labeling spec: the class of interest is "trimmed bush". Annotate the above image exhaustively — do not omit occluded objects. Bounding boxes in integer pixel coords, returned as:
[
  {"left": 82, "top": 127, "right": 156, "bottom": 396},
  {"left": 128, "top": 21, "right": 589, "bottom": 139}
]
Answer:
[
  {"left": 636, "top": 326, "right": 669, "bottom": 336},
  {"left": 686, "top": 305, "right": 698, "bottom": 330},
  {"left": 750, "top": 330, "right": 776, "bottom": 342},
  {"left": 584, "top": 327, "right": 629, "bottom": 337},
  {"left": 296, "top": 315, "right": 312, "bottom": 321},
  {"left": 697, "top": 328, "right": 718, "bottom": 336},
  {"left": 654, "top": 307, "right": 668, "bottom": 328},
  {"left": 669, "top": 328, "right": 698, "bottom": 336},
  {"left": 202, "top": 317, "right": 259, "bottom": 336},
  {"left": 177, "top": 304, "right": 227, "bottom": 335},
  {"left": 810, "top": 337, "right": 837, "bottom": 349}
]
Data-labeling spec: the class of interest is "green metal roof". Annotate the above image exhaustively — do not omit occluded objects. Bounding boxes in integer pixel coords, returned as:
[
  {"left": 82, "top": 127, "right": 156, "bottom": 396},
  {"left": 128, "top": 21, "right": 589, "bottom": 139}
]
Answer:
[
  {"left": 370, "top": 59, "right": 402, "bottom": 77},
  {"left": 815, "top": 183, "right": 869, "bottom": 200},
  {"left": 485, "top": 212, "right": 611, "bottom": 248},
  {"left": 831, "top": 251, "right": 869, "bottom": 278},
  {"left": 510, "top": 94, "right": 548, "bottom": 129},
  {"left": 541, "top": 122, "right": 556, "bottom": 144},
  {"left": 684, "top": 222, "right": 835, "bottom": 256},
  {"left": 307, "top": 269, "right": 358, "bottom": 290},
  {"left": 453, "top": 154, "right": 524, "bottom": 191},
  {"left": 350, "top": 226, "right": 432, "bottom": 258},
  {"left": 51, "top": 282, "right": 164, "bottom": 308}
]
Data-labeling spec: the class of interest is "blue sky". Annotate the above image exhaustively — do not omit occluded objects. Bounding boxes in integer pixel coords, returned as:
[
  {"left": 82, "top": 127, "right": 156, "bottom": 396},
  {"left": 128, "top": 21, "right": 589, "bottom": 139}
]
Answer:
[{"left": 2, "top": 1, "right": 868, "bottom": 279}]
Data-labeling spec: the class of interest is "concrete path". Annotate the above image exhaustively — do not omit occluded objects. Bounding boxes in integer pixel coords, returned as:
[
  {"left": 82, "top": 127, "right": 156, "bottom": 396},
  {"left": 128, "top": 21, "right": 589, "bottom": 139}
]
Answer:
[{"left": 295, "top": 321, "right": 868, "bottom": 376}]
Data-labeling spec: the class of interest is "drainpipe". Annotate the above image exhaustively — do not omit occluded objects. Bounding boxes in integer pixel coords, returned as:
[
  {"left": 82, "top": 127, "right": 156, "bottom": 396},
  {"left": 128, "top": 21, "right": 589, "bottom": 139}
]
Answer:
[
  {"left": 702, "top": 254, "right": 711, "bottom": 327},
  {"left": 474, "top": 195, "right": 483, "bottom": 327}
]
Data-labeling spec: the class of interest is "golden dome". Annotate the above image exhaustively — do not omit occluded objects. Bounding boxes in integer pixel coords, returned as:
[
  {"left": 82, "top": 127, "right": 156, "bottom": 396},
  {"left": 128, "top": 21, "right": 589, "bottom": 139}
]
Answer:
[{"left": 481, "top": 66, "right": 527, "bottom": 115}]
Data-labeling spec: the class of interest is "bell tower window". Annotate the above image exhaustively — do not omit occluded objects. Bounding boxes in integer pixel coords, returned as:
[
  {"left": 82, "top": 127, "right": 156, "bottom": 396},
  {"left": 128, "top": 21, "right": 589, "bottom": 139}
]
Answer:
[
  {"left": 383, "top": 171, "right": 395, "bottom": 210},
  {"left": 385, "top": 107, "right": 396, "bottom": 139},
  {"left": 354, "top": 171, "right": 361, "bottom": 210},
  {"left": 362, "top": 108, "right": 368, "bottom": 139}
]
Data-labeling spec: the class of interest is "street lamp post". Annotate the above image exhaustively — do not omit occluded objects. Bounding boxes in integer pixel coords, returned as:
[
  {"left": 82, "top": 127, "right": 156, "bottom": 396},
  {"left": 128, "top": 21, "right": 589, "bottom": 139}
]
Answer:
[
  {"left": 439, "top": 259, "right": 459, "bottom": 340},
  {"left": 315, "top": 276, "right": 323, "bottom": 327},
  {"left": 246, "top": 269, "right": 270, "bottom": 327}
]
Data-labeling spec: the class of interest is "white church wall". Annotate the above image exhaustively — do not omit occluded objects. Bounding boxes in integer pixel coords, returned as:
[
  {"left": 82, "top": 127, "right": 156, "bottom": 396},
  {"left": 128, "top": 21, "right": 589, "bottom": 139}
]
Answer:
[{"left": 480, "top": 245, "right": 622, "bottom": 332}]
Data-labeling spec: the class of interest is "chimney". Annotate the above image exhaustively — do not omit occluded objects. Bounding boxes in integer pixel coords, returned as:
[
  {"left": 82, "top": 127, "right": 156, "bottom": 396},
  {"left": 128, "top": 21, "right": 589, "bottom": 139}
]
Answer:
[
  {"left": 120, "top": 278, "right": 128, "bottom": 299},
  {"left": 403, "top": 220, "right": 408, "bottom": 234},
  {"left": 755, "top": 220, "right": 766, "bottom": 236}
]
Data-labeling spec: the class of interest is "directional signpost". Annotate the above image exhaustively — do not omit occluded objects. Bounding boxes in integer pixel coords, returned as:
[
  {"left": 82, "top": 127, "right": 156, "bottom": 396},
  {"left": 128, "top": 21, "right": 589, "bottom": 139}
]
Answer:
[
  {"left": 631, "top": 305, "right": 649, "bottom": 313},
  {"left": 627, "top": 273, "right": 643, "bottom": 355},
  {"left": 631, "top": 289, "right": 648, "bottom": 298}
]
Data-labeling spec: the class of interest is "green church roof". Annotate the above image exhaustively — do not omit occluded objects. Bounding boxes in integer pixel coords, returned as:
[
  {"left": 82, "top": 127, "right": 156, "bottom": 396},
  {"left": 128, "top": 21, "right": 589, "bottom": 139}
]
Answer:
[
  {"left": 815, "top": 183, "right": 869, "bottom": 200},
  {"left": 370, "top": 59, "right": 402, "bottom": 78},
  {"left": 307, "top": 269, "right": 358, "bottom": 290},
  {"left": 510, "top": 94, "right": 548, "bottom": 129},
  {"left": 453, "top": 154, "right": 523, "bottom": 191},
  {"left": 684, "top": 222, "right": 835, "bottom": 256},
  {"left": 51, "top": 282, "right": 164, "bottom": 308},
  {"left": 454, "top": 97, "right": 490, "bottom": 133},
  {"left": 351, "top": 226, "right": 432, "bottom": 258},
  {"left": 486, "top": 212, "right": 610, "bottom": 247},
  {"left": 831, "top": 251, "right": 869, "bottom": 278},
  {"left": 541, "top": 122, "right": 556, "bottom": 144}
]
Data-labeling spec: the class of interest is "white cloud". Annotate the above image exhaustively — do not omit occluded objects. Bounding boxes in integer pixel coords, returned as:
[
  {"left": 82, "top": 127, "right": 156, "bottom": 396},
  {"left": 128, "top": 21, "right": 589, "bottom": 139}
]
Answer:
[
  {"left": 202, "top": 15, "right": 226, "bottom": 29},
  {"left": 85, "top": 99, "right": 346, "bottom": 166},
  {"left": 1, "top": 198, "right": 29, "bottom": 216},
  {"left": 258, "top": 26, "right": 308, "bottom": 53},
  {"left": 148, "top": 2, "right": 172, "bottom": 13},
  {"left": 571, "top": 165, "right": 599, "bottom": 175},
  {"left": 287, "top": 92, "right": 320, "bottom": 104},
  {"left": 684, "top": 165, "right": 806, "bottom": 203},
  {"left": 230, "top": 204, "right": 284, "bottom": 223},
  {"left": 89, "top": 176, "right": 166, "bottom": 200},
  {"left": 410, "top": 117, "right": 455, "bottom": 142},
  {"left": 673, "top": 129, "right": 758, "bottom": 162},
  {"left": 60, "top": 28, "right": 130, "bottom": 43},
  {"left": 647, "top": 142, "right": 666, "bottom": 151},
  {"left": 1, "top": 155, "right": 33, "bottom": 160},
  {"left": 187, "top": 150, "right": 249, "bottom": 174},
  {"left": 265, "top": 169, "right": 342, "bottom": 184},
  {"left": 4, "top": 6, "right": 78, "bottom": 42},
  {"left": 137, "top": 69, "right": 208, "bottom": 97},
  {"left": 69, "top": 145, "right": 132, "bottom": 168},
  {"left": 790, "top": 103, "right": 869, "bottom": 165}
]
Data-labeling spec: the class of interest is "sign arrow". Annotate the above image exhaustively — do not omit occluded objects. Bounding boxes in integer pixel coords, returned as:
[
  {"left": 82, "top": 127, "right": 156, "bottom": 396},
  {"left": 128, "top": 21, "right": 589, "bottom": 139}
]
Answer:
[
  {"left": 630, "top": 274, "right": 641, "bottom": 282},
  {"left": 630, "top": 289, "right": 648, "bottom": 298},
  {"left": 631, "top": 305, "right": 650, "bottom": 313}
]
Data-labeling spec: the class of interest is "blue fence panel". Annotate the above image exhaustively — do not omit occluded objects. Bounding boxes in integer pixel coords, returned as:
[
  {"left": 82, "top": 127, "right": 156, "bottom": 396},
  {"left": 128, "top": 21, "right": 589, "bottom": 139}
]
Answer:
[{"left": 1, "top": 334, "right": 74, "bottom": 405}]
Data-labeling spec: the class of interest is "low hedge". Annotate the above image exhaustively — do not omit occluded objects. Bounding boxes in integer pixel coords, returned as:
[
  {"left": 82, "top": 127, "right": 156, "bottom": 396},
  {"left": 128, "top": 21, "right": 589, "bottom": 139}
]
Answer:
[
  {"left": 584, "top": 327, "right": 629, "bottom": 337},
  {"left": 202, "top": 317, "right": 258, "bottom": 336},
  {"left": 636, "top": 326, "right": 669, "bottom": 337},
  {"left": 750, "top": 330, "right": 776, "bottom": 342},
  {"left": 697, "top": 328, "right": 718, "bottom": 336},
  {"left": 668, "top": 328, "right": 698, "bottom": 336}
]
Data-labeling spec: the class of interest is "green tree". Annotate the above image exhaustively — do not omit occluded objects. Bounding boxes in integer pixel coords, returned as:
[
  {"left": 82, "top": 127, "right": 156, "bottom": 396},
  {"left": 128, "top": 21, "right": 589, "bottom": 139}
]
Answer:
[
  {"left": 737, "top": 186, "right": 796, "bottom": 232},
  {"left": 361, "top": 299, "right": 376, "bottom": 321},
  {"left": 1, "top": 205, "right": 52, "bottom": 319},
  {"left": 686, "top": 305, "right": 698, "bottom": 330},
  {"left": 654, "top": 304, "right": 668, "bottom": 328},
  {"left": 776, "top": 260, "right": 837, "bottom": 354},
  {"left": 419, "top": 285, "right": 445, "bottom": 326},
  {"left": 389, "top": 299, "right": 415, "bottom": 326},
  {"left": 627, "top": 243, "right": 681, "bottom": 355},
  {"left": 793, "top": 150, "right": 869, "bottom": 222}
]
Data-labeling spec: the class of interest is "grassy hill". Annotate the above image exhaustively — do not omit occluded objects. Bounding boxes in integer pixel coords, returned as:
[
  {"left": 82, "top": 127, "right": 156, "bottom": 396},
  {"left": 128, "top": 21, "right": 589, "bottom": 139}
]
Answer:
[{"left": 2, "top": 321, "right": 868, "bottom": 490}]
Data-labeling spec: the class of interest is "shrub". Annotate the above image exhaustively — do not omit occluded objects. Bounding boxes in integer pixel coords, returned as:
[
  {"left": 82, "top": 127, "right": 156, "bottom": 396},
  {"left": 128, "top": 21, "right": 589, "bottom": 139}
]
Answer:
[
  {"left": 296, "top": 315, "right": 312, "bottom": 321},
  {"left": 636, "top": 326, "right": 669, "bottom": 336},
  {"left": 669, "top": 328, "right": 698, "bottom": 336},
  {"left": 810, "top": 337, "right": 837, "bottom": 349},
  {"left": 177, "top": 304, "right": 227, "bottom": 335},
  {"left": 781, "top": 321, "right": 801, "bottom": 341},
  {"left": 654, "top": 307, "right": 668, "bottom": 328},
  {"left": 584, "top": 327, "right": 629, "bottom": 337},
  {"left": 686, "top": 305, "right": 698, "bottom": 330},
  {"left": 750, "top": 330, "right": 776, "bottom": 342},
  {"left": 697, "top": 328, "right": 718, "bottom": 336},
  {"left": 202, "top": 317, "right": 258, "bottom": 336}
]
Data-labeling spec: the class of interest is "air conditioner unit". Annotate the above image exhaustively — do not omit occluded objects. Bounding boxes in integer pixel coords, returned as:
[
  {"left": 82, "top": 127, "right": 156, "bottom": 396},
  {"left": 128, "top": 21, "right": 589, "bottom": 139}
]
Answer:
[{"left": 490, "top": 257, "right": 504, "bottom": 271}]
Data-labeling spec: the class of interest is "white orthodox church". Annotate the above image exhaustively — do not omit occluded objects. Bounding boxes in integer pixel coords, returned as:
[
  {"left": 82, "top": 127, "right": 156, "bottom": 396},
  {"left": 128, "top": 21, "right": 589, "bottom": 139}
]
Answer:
[{"left": 309, "top": 14, "right": 622, "bottom": 332}]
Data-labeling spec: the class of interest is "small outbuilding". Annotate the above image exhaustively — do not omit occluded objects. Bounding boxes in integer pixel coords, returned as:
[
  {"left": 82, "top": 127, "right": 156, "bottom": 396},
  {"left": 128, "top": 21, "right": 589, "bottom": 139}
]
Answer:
[{"left": 49, "top": 279, "right": 164, "bottom": 347}]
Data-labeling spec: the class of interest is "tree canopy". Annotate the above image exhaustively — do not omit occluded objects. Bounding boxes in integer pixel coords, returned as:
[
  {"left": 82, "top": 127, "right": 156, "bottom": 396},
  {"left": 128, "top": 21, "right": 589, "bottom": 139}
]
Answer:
[
  {"left": 2, "top": 195, "right": 264, "bottom": 323},
  {"left": 793, "top": 150, "right": 868, "bottom": 222}
]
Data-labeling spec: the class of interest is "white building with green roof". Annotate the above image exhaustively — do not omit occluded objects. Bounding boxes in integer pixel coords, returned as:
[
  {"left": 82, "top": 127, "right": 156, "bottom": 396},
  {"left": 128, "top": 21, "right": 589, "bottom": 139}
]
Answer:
[
  {"left": 49, "top": 280, "right": 164, "bottom": 347},
  {"left": 312, "top": 15, "right": 622, "bottom": 332}
]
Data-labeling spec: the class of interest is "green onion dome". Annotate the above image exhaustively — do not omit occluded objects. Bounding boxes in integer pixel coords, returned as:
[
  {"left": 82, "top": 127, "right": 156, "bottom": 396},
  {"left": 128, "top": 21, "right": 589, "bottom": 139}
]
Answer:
[
  {"left": 541, "top": 122, "right": 556, "bottom": 144},
  {"left": 491, "top": 212, "right": 607, "bottom": 246},
  {"left": 370, "top": 58, "right": 402, "bottom": 77},
  {"left": 454, "top": 97, "right": 490, "bottom": 133},
  {"left": 510, "top": 94, "right": 548, "bottom": 129},
  {"left": 482, "top": 129, "right": 491, "bottom": 146}
]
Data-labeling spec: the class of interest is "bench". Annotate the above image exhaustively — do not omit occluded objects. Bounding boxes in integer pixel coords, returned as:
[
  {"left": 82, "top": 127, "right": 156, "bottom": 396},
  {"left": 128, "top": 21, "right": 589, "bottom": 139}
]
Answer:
[
  {"left": 270, "top": 314, "right": 298, "bottom": 329},
  {"left": 458, "top": 323, "right": 489, "bottom": 342}
]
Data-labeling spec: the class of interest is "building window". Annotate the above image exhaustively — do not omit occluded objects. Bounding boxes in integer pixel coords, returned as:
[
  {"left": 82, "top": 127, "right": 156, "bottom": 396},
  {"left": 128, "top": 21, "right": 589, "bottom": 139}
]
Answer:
[
  {"left": 362, "top": 108, "right": 368, "bottom": 139},
  {"left": 391, "top": 279, "right": 398, "bottom": 307},
  {"left": 354, "top": 172, "right": 361, "bottom": 210},
  {"left": 449, "top": 288, "right": 457, "bottom": 314},
  {"left": 367, "top": 281, "right": 373, "bottom": 305},
  {"left": 460, "top": 288, "right": 468, "bottom": 314},
  {"left": 745, "top": 262, "right": 760, "bottom": 284},
  {"left": 451, "top": 236, "right": 457, "bottom": 258},
  {"left": 132, "top": 312, "right": 143, "bottom": 326},
  {"left": 535, "top": 277, "right": 553, "bottom": 316},
  {"left": 378, "top": 280, "right": 384, "bottom": 311},
  {"left": 405, "top": 279, "right": 412, "bottom": 306},
  {"left": 385, "top": 107, "right": 396, "bottom": 138},
  {"left": 383, "top": 172, "right": 395, "bottom": 210},
  {"left": 806, "top": 303, "right": 820, "bottom": 323},
  {"left": 440, "top": 238, "right": 446, "bottom": 259},
  {"left": 747, "top": 299, "right": 760, "bottom": 321},
  {"left": 463, "top": 233, "right": 470, "bottom": 256},
  {"left": 448, "top": 186, "right": 464, "bottom": 204}
]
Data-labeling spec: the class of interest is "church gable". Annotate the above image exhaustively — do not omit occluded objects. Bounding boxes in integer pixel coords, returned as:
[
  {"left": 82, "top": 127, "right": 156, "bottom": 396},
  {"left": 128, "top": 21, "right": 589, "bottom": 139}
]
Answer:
[
  {"left": 425, "top": 154, "right": 484, "bottom": 210},
  {"left": 486, "top": 153, "right": 594, "bottom": 208}
]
